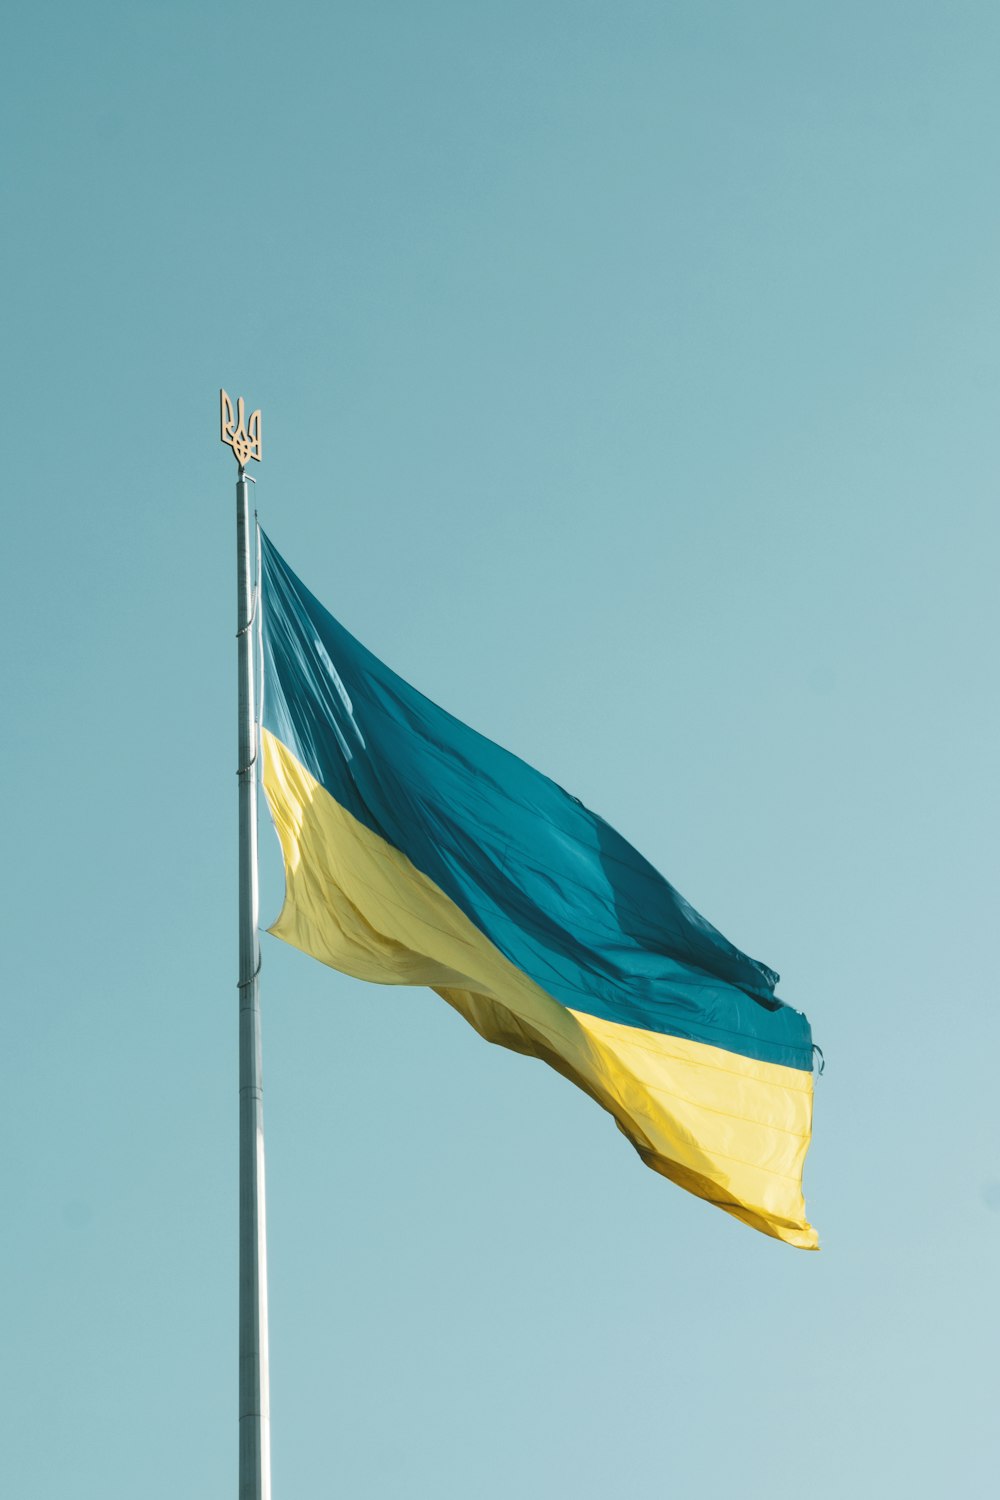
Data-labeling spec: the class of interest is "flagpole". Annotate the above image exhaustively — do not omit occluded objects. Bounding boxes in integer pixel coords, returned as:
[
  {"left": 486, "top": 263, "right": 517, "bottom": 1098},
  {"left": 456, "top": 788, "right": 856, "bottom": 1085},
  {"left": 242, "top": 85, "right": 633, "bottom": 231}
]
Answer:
[{"left": 236, "top": 449, "right": 271, "bottom": 1498}]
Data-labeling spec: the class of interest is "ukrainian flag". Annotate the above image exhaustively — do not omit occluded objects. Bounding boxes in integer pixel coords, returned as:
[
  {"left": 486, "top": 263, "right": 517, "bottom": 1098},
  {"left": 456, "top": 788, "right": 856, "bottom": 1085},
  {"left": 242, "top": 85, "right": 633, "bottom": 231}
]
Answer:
[{"left": 260, "top": 533, "right": 818, "bottom": 1249}]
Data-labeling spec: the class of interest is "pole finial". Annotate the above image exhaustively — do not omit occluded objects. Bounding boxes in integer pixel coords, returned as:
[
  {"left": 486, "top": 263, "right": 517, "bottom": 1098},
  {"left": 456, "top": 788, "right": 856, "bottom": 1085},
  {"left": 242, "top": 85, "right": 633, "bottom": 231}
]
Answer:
[{"left": 221, "top": 389, "right": 262, "bottom": 466}]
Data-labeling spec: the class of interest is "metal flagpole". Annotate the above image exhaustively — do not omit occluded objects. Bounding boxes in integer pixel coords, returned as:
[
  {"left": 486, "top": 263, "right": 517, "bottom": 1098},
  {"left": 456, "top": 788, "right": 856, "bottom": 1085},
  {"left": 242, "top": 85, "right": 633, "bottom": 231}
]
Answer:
[{"left": 222, "top": 391, "right": 271, "bottom": 1499}]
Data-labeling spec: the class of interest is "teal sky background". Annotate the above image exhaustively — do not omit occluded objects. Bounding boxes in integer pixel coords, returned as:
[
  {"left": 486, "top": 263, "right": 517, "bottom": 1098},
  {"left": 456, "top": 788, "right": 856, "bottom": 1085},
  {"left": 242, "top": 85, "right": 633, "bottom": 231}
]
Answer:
[{"left": 3, "top": 3, "right": 998, "bottom": 1495}]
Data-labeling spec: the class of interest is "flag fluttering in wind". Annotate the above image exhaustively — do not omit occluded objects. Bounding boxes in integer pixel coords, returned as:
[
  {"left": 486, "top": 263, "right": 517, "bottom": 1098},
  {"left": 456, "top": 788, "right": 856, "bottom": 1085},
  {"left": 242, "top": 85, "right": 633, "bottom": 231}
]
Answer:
[{"left": 259, "top": 533, "right": 818, "bottom": 1248}]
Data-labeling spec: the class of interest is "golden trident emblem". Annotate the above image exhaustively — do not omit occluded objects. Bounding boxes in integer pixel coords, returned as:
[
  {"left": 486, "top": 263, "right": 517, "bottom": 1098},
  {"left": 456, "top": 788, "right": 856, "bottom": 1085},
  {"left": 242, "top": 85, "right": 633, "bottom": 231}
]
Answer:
[{"left": 220, "top": 389, "right": 262, "bottom": 466}]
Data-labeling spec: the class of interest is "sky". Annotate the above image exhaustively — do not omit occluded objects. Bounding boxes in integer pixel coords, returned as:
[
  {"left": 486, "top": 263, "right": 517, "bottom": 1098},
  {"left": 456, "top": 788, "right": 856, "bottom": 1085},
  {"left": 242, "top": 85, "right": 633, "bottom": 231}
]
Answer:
[{"left": 3, "top": 2, "right": 998, "bottom": 1495}]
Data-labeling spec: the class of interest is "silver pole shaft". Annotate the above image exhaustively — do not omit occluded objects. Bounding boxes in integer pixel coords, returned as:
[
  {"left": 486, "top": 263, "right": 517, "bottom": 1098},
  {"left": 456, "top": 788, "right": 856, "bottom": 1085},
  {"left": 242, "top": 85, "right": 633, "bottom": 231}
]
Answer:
[{"left": 237, "top": 466, "right": 271, "bottom": 1499}]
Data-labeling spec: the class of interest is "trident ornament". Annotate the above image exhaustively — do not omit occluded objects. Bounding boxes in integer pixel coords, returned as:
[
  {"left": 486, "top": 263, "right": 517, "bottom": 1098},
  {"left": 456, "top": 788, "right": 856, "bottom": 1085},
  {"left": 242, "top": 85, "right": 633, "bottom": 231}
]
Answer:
[{"left": 220, "top": 389, "right": 262, "bottom": 466}]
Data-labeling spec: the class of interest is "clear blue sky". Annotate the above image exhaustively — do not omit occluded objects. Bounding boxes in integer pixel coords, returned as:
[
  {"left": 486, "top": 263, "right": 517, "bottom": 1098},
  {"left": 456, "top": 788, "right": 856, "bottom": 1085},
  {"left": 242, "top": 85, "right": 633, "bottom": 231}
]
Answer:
[{"left": 3, "top": 3, "right": 997, "bottom": 1495}]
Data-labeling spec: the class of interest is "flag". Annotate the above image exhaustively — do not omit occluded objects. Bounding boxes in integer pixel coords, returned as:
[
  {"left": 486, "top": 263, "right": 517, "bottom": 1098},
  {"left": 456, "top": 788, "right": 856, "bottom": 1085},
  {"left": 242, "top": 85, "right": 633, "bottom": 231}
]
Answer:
[{"left": 259, "top": 532, "right": 818, "bottom": 1248}]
